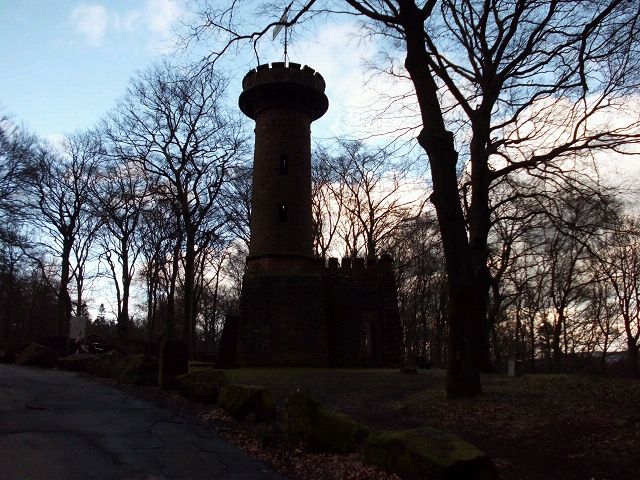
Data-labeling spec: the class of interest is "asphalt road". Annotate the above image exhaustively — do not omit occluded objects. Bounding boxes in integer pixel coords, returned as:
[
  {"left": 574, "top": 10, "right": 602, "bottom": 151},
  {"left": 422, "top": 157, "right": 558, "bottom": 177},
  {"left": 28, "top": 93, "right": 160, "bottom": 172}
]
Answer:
[{"left": 0, "top": 364, "right": 287, "bottom": 480}]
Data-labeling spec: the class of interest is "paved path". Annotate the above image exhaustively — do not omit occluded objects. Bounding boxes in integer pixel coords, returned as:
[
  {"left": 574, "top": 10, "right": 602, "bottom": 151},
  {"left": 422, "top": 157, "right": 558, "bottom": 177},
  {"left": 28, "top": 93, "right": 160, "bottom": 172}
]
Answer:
[{"left": 0, "top": 364, "right": 287, "bottom": 480}]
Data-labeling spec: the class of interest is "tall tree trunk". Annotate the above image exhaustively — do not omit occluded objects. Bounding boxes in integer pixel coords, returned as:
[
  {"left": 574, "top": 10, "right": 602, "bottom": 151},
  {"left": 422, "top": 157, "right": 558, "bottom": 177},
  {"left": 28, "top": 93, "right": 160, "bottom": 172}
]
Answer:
[
  {"left": 627, "top": 339, "right": 640, "bottom": 379},
  {"left": 552, "top": 311, "right": 564, "bottom": 371},
  {"left": 529, "top": 316, "right": 537, "bottom": 373},
  {"left": 183, "top": 229, "right": 196, "bottom": 355},
  {"left": 120, "top": 245, "right": 130, "bottom": 342},
  {"left": 468, "top": 118, "right": 493, "bottom": 373},
  {"left": 146, "top": 272, "right": 154, "bottom": 341},
  {"left": 167, "top": 238, "right": 181, "bottom": 337},
  {"left": 400, "top": 0, "right": 482, "bottom": 397},
  {"left": 58, "top": 241, "right": 73, "bottom": 338}
]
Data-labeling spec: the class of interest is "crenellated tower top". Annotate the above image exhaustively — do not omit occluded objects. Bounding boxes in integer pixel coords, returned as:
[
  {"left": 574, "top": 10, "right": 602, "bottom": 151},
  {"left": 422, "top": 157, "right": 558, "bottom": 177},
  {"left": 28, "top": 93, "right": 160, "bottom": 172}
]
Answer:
[{"left": 239, "top": 62, "right": 329, "bottom": 121}]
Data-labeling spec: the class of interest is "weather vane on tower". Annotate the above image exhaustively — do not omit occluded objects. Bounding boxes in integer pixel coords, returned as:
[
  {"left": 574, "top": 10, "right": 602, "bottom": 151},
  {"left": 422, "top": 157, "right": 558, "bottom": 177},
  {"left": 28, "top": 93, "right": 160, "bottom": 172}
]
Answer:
[{"left": 272, "top": 2, "right": 293, "bottom": 64}]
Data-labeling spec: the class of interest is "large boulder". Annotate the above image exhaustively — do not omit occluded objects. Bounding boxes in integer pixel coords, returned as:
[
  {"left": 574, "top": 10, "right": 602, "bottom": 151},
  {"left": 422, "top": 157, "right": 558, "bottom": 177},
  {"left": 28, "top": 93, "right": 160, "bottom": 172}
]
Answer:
[
  {"left": 86, "top": 350, "right": 126, "bottom": 378},
  {"left": 58, "top": 353, "right": 97, "bottom": 372},
  {"left": 285, "top": 392, "right": 370, "bottom": 453},
  {"left": 158, "top": 338, "right": 189, "bottom": 389},
  {"left": 16, "top": 343, "right": 58, "bottom": 368},
  {"left": 217, "top": 384, "right": 276, "bottom": 421},
  {"left": 176, "top": 369, "right": 229, "bottom": 404},
  {"left": 363, "top": 427, "right": 498, "bottom": 480},
  {"left": 117, "top": 355, "right": 158, "bottom": 386}
]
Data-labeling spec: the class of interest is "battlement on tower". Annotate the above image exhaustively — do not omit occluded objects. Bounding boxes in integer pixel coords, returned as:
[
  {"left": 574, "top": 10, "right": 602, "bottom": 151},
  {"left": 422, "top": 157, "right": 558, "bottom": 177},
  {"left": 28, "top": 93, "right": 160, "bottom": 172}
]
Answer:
[
  {"left": 239, "top": 62, "right": 329, "bottom": 120},
  {"left": 324, "top": 254, "right": 394, "bottom": 276},
  {"left": 241, "top": 62, "right": 326, "bottom": 92}
]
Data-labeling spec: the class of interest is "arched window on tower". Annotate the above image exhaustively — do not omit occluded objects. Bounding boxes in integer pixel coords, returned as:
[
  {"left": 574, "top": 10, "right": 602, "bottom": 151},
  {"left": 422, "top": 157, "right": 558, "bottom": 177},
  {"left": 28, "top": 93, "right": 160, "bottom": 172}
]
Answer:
[{"left": 278, "top": 202, "right": 287, "bottom": 222}]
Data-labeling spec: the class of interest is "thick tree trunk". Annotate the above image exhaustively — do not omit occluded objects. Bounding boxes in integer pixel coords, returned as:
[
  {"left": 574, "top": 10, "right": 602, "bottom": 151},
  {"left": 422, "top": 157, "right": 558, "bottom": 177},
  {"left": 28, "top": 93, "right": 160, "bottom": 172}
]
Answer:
[
  {"left": 119, "top": 245, "right": 130, "bottom": 342},
  {"left": 146, "top": 275, "right": 154, "bottom": 341},
  {"left": 468, "top": 111, "right": 494, "bottom": 373},
  {"left": 167, "top": 239, "right": 181, "bottom": 337},
  {"left": 58, "top": 241, "right": 73, "bottom": 338},
  {"left": 627, "top": 340, "right": 640, "bottom": 379},
  {"left": 400, "top": 0, "right": 482, "bottom": 397},
  {"left": 183, "top": 230, "right": 196, "bottom": 355},
  {"left": 552, "top": 312, "right": 564, "bottom": 371}
]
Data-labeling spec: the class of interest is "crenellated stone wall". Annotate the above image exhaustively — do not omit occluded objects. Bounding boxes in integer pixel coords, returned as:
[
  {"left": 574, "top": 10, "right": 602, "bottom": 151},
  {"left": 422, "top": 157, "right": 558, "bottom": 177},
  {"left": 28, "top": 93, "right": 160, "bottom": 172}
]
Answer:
[{"left": 236, "top": 254, "right": 401, "bottom": 368}]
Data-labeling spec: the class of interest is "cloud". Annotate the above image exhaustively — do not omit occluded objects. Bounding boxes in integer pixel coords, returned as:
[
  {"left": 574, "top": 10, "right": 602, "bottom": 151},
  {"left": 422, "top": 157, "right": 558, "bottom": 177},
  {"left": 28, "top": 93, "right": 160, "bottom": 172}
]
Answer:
[
  {"left": 143, "top": 0, "right": 185, "bottom": 53},
  {"left": 145, "top": 0, "right": 182, "bottom": 35},
  {"left": 68, "top": 1, "right": 185, "bottom": 52},
  {"left": 69, "top": 4, "right": 109, "bottom": 46},
  {"left": 112, "top": 10, "right": 141, "bottom": 32}
]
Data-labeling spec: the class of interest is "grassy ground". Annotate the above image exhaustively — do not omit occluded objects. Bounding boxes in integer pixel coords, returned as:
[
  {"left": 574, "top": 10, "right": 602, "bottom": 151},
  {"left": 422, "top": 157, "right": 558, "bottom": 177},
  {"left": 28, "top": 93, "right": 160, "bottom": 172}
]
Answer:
[{"left": 120, "top": 366, "right": 639, "bottom": 479}]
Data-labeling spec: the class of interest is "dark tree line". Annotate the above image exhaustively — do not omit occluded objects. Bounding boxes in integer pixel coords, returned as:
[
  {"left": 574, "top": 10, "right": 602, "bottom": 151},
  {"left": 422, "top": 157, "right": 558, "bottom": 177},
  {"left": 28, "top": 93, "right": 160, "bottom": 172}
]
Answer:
[{"left": 0, "top": 63, "right": 249, "bottom": 356}]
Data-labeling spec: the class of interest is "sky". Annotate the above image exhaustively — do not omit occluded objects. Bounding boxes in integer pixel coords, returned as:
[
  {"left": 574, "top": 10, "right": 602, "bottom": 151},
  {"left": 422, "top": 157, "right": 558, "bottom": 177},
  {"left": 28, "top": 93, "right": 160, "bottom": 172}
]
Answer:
[
  {"left": 0, "top": 0, "right": 191, "bottom": 142},
  {"left": 0, "top": 0, "right": 391, "bottom": 145}
]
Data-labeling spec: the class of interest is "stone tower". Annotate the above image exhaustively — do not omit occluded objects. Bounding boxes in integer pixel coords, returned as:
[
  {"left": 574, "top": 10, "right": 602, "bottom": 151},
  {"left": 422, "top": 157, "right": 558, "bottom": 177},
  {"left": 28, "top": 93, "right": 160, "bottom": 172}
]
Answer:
[
  {"left": 234, "top": 62, "right": 402, "bottom": 368},
  {"left": 237, "top": 62, "right": 329, "bottom": 366},
  {"left": 239, "top": 62, "right": 328, "bottom": 272}
]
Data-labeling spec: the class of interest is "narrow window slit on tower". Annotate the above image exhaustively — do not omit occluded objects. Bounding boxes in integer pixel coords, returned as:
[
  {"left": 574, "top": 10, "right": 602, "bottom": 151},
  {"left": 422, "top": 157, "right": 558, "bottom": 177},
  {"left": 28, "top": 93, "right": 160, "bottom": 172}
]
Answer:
[
  {"left": 279, "top": 155, "right": 288, "bottom": 174},
  {"left": 278, "top": 203, "right": 287, "bottom": 222}
]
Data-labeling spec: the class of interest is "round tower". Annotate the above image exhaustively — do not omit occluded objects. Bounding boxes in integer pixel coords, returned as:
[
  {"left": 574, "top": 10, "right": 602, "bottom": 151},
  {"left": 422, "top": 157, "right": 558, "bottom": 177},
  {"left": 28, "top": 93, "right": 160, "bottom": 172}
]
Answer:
[{"left": 239, "top": 62, "right": 328, "bottom": 271}]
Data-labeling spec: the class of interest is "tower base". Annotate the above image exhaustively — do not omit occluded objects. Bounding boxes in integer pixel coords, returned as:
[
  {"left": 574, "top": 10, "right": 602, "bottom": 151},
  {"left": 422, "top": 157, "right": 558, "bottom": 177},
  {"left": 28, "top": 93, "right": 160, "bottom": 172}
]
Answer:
[
  {"left": 238, "top": 271, "right": 327, "bottom": 367},
  {"left": 235, "top": 255, "right": 402, "bottom": 368}
]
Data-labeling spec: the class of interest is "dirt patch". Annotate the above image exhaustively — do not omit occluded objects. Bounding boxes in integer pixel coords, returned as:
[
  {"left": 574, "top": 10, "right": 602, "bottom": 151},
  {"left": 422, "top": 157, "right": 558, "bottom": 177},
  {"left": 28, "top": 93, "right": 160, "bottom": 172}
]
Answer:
[{"left": 94, "top": 369, "right": 640, "bottom": 480}]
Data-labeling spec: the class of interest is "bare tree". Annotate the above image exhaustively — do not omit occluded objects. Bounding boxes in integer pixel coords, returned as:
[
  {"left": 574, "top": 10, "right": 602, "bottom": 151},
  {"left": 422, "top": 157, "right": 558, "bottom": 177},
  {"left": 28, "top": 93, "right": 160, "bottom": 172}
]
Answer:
[
  {"left": 312, "top": 147, "right": 344, "bottom": 258},
  {"left": 91, "top": 152, "right": 150, "bottom": 341},
  {"left": 587, "top": 266, "right": 623, "bottom": 371},
  {"left": 0, "top": 114, "right": 37, "bottom": 244},
  {"left": 387, "top": 210, "right": 448, "bottom": 366},
  {"left": 598, "top": 216, "right": 640, "bottom": 378},
  {"left": 23, "top": 132, "right": 101, "bottom": 337},
  {"left": 137, "top": 196, "right": 181, "bottom": 340},
  {"left": 104, "top": 63, "right": 246, "bottom": 353},
  {"left": 314, "top": 139, "right": 425, "bottom": 258},
  {"left": 220, "top": 164, "right": 252, "bottom": 253},
  {"left": 188, "top": 0, "right": 640, "bottom": 396}
]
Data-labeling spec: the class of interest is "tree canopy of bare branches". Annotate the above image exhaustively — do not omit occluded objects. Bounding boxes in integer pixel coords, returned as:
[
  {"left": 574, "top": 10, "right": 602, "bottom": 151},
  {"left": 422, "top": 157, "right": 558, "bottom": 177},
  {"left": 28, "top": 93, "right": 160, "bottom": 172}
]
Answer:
[
  {"left": 104, "top": 63, "right": 247, "bottom": 352},
  {"left": 186, "top": 0, "right": 640, "bottom": 396}
]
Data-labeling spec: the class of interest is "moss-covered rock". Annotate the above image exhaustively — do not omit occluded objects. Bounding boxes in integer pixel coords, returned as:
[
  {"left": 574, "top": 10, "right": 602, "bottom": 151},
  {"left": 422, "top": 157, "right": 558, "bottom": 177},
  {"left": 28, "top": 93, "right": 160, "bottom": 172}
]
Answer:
[
  {"left": 117, "top": 354, "right": 158, "bottom": 386},
  {"left": 16, "top": 343, "right": 58, "bottom": 368},
  {"left": 217, "top": 384, "right": 276, "bottom": 421},
  {"left": 363, "top": 427, "right": 498, "bottom": 480},
  {"left": 176, "top": 369, "right": 229, "bottom": 403},
  {"left": 285, "top": 392, "right": 370, "bottom": 453},
  {"left": 58, "top": 353, "right": 97, "bottom": 372},
  {"left": 86, "top": 350, "right": 126, "bottom": 378}
]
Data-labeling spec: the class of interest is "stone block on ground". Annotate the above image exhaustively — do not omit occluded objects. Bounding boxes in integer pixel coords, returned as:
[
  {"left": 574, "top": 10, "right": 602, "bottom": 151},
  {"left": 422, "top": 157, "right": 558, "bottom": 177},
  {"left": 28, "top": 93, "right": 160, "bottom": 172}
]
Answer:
[
  {"left": 285, "top": 391, "right": 370, "bottom": 453},
  {"left": 363, "top": 427, "right": 498, "bottom": 480},
  {"left": 58, "top": 353, "right": 97, "bottom": 372},
  {"left": 16, "top": 343, "right": 58, "bottom": 368},
  {"left": 158, "top": 338, "right": 189, "bottom": 389},
  {"left": 86, "top": 349, "right": 126, "bottom": 378},
  {"left": 176, "top": 369, "right": 229, "bottom": 404},
  {"left": 117, "top": 354, "right": 158, "bottom": 386},
  {"left": 217, "top": 384, "right": 276, "bottom": 421}
]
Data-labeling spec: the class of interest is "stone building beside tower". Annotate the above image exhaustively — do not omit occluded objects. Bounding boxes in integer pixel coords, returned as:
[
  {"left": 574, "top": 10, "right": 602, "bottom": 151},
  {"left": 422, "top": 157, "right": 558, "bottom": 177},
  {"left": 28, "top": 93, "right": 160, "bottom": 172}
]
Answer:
[{"left": 229, "top": 62, "right": 401, "bottom": 367}]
